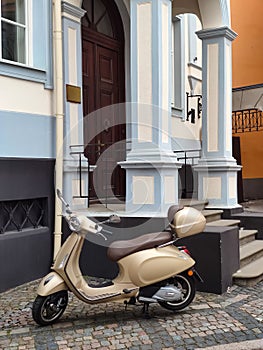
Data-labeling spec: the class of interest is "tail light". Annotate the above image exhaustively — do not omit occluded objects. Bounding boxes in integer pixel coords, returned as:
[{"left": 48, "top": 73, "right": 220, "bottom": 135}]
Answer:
[{"left": 178, "top": 246, "right": 191, "bottom": 257}]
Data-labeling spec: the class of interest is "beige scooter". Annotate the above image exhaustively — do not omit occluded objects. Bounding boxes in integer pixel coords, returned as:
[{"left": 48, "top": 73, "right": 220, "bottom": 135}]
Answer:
[{"left": 32, "top": 190, "right": 206, "bottom": 326}]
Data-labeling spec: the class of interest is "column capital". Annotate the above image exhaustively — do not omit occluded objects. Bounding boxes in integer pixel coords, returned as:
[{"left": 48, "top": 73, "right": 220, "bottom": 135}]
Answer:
[
  {"left": 62, "top": 1, "right": 86, "bottom": 20},
  {"left": 196, "top": 26, "right": 237, "bottom": 41}
]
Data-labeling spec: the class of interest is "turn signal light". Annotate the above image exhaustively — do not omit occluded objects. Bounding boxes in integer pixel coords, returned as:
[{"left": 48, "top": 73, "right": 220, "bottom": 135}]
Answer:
[{"left": 188, "top": 270, "right": 194, "bottom": 277}]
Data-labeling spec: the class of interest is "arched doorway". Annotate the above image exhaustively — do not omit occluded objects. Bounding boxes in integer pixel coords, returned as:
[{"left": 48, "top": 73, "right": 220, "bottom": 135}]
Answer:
[{"left": 81, "top": 0, "right": 126, "bottom": 203}]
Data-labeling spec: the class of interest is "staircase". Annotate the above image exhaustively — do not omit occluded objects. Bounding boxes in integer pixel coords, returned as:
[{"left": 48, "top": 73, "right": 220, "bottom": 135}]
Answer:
[
  {"left": 201, "top": 209, "right": 263, "bottom": 287},
  {"left": 233, "top": 229, "right": 263, "bottom": 286}
]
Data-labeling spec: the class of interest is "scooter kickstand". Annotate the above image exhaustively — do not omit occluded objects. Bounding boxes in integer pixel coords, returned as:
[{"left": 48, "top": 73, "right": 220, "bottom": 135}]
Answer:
[
  {"left": 124, "top": 296, "right": 137, "bottom": 310},
  {"left": 142, "top": 302, "right": 151, "bottom": 319}
]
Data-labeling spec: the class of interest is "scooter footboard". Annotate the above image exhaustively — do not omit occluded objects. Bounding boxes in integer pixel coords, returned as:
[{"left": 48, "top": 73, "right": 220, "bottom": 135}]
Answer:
[{"left": 37, "top": 272, "right": 68, "bottom": 296}]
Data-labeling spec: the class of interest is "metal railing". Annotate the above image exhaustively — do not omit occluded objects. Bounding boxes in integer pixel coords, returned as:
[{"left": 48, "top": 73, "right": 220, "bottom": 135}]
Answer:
[
  {"left": 174, "top": 149, "right": 201, "bottom": 199},
  {"left": 69, "top": 145, "right": 90, "bottom": 203},
  {"left": 70, "top": 145, "right": 202, "bottom": 204},
  {"left": 70, "top": 141, "right": 130, "bottom": 207},
  {"left": 0, "top": 198, "right": 46, "bottom": 234},
  {"left": 232, "top": 109, "right": 263, "bottom": 133}
]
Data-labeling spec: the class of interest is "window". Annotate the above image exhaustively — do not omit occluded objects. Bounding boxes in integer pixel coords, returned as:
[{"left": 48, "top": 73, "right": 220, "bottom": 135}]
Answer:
[
  {"left": 171, "top": 14, "right": 202, "bottom": 119},
  {"left": 82, "top": 0, "right": 114, "bottom": 38},
  {"left": 0, "top": 0, "right": 53, "bottom": 88},
  {"left": 1, "top": 0, "right": 28, "bottom": 64},
  {"left": 171, "top": 15, "right": 185, "bottom": 118}
]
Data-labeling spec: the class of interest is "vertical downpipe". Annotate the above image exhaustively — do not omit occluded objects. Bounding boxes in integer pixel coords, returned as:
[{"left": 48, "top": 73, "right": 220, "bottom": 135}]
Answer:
[{"left": 53, "top": 0, "right": 64, "bottom": 260}]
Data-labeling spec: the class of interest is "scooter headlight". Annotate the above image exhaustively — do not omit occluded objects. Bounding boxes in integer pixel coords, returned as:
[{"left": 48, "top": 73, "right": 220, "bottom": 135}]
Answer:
[{"left": 68, "top": 216, "right": 81, "bottom": 232}]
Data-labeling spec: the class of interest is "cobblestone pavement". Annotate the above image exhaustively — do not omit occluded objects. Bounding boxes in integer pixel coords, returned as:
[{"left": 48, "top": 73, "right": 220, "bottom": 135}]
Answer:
[{"left": 0, "top": 280, "right": 262, "bottom": 350}]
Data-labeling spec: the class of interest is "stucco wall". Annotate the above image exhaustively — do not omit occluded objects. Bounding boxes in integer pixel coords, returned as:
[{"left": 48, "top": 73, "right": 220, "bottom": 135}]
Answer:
[
  {"left": 231, "top": 0, "right": 263, "bottom": 88},
  {"left": 233, "top": 132, "right": 263, "bottom": 179},
  {"left": 231, "top": 0, "right": 263, "bottom": 199}
]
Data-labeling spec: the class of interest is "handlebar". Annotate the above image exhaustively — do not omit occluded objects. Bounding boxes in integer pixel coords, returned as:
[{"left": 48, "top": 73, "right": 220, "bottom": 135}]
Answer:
[
  {"left": 56, "top": 189, "right": 120, "bottom": 239},
  {"left": 67, "top": 215, "right": 113, "bottom": 240}
]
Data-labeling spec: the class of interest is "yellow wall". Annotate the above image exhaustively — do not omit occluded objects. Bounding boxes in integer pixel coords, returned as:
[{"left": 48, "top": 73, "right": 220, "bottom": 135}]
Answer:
[
  {"left": 231, "top": 0, "right": 263, "bottom": 184},
  {"left": 233, "top": 132, "right": 263, "bottom": 179},
  {"left": 231, "top": 0, "right": 263, "bottom": 88}
]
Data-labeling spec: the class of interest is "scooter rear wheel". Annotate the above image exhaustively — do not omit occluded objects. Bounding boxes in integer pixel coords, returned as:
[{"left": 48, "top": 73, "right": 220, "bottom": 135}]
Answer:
[
  {"left": 32, "top": 290, "right": 68, "bottom": 326},
  {"left": 158, "top": 273, "right": 195, "bottom": 311}
]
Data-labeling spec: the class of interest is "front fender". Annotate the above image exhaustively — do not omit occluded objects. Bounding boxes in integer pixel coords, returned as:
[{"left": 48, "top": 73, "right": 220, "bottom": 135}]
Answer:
[{"left": 37, "top": 272, "right": 68, "bottom": 296}]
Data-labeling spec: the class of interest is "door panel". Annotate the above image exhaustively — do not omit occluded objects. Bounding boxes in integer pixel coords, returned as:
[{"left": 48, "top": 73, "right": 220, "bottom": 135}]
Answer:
[
  {"left": 97, "top": 46, "right": 118, "bottom": 108},
  {"left": 82, "top": 31, "right": 125, "bottom": 202},
  {"left": 82, "top": 40, "right": 96, "bottom": 116}
]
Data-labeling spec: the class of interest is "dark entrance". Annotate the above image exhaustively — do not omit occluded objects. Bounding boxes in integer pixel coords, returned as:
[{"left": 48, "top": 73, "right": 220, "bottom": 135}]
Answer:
[
  {"left": 81, "top": 0, "right": 126, "bottom": 203},
  {"left": 232, "top": 136, "right": 244, "bottom": 203}
]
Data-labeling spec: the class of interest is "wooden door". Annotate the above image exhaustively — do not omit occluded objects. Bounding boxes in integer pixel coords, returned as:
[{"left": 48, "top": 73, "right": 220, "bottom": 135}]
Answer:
[{"left": 82, "top": 0, "right": 125, "bottom": 202}]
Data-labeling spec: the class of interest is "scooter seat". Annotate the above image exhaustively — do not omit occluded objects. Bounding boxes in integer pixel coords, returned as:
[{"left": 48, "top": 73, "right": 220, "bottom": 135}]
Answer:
[{"left": 107, "top": 231, "right": 172, "bottom": 262}]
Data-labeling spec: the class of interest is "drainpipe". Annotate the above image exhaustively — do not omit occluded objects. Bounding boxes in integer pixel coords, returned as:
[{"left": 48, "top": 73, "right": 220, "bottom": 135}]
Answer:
[{"left": 53, "top": 0, "right": 64, "bottom": 260}]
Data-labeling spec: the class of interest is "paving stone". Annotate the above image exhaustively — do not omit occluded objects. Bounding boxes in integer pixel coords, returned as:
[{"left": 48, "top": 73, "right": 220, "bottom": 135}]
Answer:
[{"left": 0, "top": 281, "right": 262, "bottom": 349}]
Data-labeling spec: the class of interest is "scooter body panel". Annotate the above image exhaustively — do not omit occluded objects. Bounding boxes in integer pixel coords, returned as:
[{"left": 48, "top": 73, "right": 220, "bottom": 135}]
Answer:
[
  {"left": 37, "top": 272, "right": 68, "bottom": 296},
  {"left": 38, "top": 232, "right": 194, "bottom": 303},
  {"left": 48, "top": 233, "right": 137, "bottom": 304},
  {"left": 117, "top": 245, "right": 195, "bottom": 286}
]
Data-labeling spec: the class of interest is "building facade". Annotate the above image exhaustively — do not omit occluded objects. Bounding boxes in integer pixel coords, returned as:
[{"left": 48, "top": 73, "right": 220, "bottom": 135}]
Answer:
[
  {"left": 231, "top": 0, "right": 263, "bottom": 201},
  {"left": 0, "top": 0, "right": 239, "bottom": 291}
]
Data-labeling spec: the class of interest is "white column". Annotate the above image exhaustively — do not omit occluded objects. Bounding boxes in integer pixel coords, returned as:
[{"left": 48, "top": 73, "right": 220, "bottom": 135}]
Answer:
[
  {"left": 194, "top": 27, "right": 241, "bottom": 208},
  {"left": 120, "top": 0, "right": 181, "bottom": 215}
]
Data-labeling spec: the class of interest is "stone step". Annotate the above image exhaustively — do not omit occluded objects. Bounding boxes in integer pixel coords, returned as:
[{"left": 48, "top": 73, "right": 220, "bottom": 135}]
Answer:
[
  {"left": 233, "top": 256, "right": 263, "bottom": 287},
  {"left": 202, "top": 210, "right": 224, "bottom": 223},
  {"left": 206, "top": 219, "right": 240, "bottom": 227},
  {"left": 180, "top": 199, "right": 208, "bottom": 211},
  {"left": 239, "top": 240, "right": 263, "bottom": 268},
  {"left": 239, "top": 229, "right": 258, "bottom": 246}
]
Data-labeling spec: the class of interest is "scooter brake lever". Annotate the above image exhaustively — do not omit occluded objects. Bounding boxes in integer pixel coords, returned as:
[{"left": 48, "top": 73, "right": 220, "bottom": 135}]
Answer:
[
  {"left": 95, "top": 232, "right": 108, "bottom": 241},
  {"left": 102, "top": 228, "right": 112, "bottom": 235}
]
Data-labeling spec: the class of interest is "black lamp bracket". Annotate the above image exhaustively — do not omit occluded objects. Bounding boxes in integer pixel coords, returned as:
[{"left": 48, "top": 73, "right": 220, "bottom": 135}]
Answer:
[{"left": 186, "top": 92, "right": 202, "bottom": 123}]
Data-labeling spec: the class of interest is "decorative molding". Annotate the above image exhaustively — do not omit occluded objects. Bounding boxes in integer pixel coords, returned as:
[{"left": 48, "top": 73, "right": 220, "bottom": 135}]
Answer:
[
  {"left": 164, "top": 176, "right": 175, "bottom": 204},
  {"left": 0, "top": 62, "right": 46, "bottom": 84},
  {"left": 132, "top": 176, "right": 155, "bottom": 205},
  {"left": 197, "top": 26, "right": 237, "bottom": 41},
  {"left": 203, "top": 177, "right": 221, "bottom": 200},
  {"left": 207, "top": 43, "right": 219, "bottom": 152},
  {"left": 62, "top": 1, "right": 86, "bottom": 19}
]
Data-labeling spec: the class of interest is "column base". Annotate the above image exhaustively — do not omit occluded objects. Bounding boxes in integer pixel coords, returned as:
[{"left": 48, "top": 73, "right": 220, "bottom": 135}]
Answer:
[
  {"left": 194, "top": 159, "right": 242, "bottom": 209},
  {"left": 120, "top": 159, "right": 181, "bottom": 216}
]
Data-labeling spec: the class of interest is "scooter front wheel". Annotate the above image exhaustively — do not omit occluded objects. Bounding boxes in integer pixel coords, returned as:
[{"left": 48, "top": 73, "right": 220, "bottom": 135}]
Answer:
[
  {"left": 158, "top": 273, "right": 195, "bottom": 311},
  {"left": 32, "top": 290, "right": 68, "bottom": 326}
]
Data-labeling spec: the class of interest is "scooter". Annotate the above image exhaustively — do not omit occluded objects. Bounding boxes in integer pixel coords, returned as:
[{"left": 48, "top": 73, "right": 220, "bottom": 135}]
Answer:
[{"left": 32, "top": 190, "right": 206, "bottom": 326}]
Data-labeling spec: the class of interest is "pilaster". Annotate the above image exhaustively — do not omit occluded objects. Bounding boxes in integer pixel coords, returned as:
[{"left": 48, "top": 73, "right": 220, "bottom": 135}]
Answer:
[
  {"left": 121, "top": 0, "right": 181, "bottom": 215},
  {"left": 194, "top": 27, "right": 241, "bottom": 208},
  {"left": 62, "top": 2, "right": 88, "bottom": 209}
]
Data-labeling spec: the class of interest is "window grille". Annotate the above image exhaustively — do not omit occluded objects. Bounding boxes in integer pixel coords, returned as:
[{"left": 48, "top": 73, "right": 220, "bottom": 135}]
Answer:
[{"left": 0, "top": 198, "right": 46, "bottom": 234}]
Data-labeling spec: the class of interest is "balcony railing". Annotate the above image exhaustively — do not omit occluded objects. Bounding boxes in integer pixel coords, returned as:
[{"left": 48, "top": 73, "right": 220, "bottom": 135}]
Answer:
[{"left": 232, "top": 109, "right": 263, "bottom": 133}]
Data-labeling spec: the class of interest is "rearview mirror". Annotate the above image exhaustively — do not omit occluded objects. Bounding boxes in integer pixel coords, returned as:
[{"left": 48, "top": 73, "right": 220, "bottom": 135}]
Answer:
[
  {"left": 56, "top": 189, "right": 72, "bottom": 214},
  {"left": 57, "top": 189, "right": 62, "bottom": 199}
]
